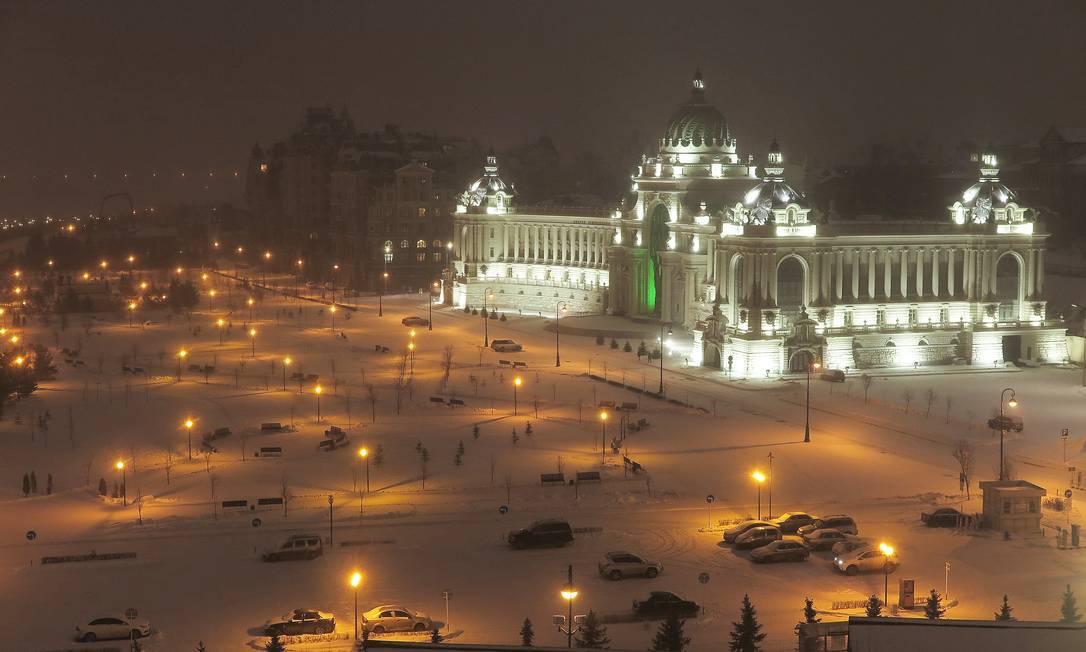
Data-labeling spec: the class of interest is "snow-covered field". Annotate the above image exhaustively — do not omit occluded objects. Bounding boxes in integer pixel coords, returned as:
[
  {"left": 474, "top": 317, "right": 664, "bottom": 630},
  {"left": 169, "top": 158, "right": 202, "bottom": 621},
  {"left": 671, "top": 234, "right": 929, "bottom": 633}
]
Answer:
[{"left": 1, "top": 272, "right": 1084, "bottom": 651}]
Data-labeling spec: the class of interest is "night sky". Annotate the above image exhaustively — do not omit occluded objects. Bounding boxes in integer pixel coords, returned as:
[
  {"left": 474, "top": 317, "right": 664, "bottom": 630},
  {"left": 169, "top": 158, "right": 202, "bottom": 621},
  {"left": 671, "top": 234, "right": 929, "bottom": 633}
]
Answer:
[{"left": 1, "top": 0, "right": 1084, "bottom": 216}]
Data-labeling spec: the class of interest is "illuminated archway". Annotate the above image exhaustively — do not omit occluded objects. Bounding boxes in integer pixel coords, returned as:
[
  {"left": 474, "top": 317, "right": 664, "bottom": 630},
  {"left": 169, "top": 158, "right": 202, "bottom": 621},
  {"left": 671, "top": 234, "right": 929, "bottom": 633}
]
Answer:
[
  {"left": 995, "top": 252, "right": 1023, "bottom": 320},
  {"left": 644, "top": 203, "right": 671, "bottom": 316}
]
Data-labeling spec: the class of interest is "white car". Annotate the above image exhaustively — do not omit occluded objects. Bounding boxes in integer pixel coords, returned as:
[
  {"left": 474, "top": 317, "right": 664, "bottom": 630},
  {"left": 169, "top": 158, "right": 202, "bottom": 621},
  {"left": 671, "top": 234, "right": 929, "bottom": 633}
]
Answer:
[
  {"left": 75, "top": 615, "right": 151, "bottom": 642},
  {"left": 723, "top": 520, "right": 773, "bottom": 543},
  {"left": 598, "top": 551, "right": 663, "bottom": 580},
  {"left": 801, "top": 528, "right": 852, "bottom": 551},
  {"left": 362, "top": 605, "right": 434, "bottom": 634},
  {"left": 834, "top": 547, "right": 898, "bottom": 575},
  {"left": 490, "top": 339, "right": 522, "bottom": 352}
]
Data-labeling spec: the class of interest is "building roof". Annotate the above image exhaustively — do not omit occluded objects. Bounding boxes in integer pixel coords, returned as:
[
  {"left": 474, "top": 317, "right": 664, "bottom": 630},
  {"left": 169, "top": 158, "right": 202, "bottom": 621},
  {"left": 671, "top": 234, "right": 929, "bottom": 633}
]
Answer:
[
  {"left": 979, "top": 479, "right": 1046, "bottom": 495},
  {"left": 663, "top": 70, "right": 729, "bottom": 147}
]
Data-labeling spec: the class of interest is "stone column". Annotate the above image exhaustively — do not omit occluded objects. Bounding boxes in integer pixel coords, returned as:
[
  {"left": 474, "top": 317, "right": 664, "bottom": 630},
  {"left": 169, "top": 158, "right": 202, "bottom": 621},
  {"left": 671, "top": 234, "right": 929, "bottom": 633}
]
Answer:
[
  {"left": 851, "top": 249, "right": 860, "bottom": 300},
  {"left": 979, "top": 249, "right": 989, "bottom": 299},
  {"left": 882, "top": 248, "right": 891, "bottom": 300},
  {"left": 932, "top": 248, "right": 940, "bottom": 297},
  {"left": 601, "top": 231, "right": 608, "bottom": 266},
  {"left": 809, "top": 252, "right": 820, "bottom": 305},
  {"left": 916, "top": 247, "right": 925, "bottom": 298},
  {"left": 822, "top": 251, "right": 832, "bottom": 303},
  {"left": 947, "top": 248, "right": 955, "bottom": 297},
  {"left": 899, "top": 248, "right": 909, "bottom": 299},
  {"left": 964, "top": 249, "right": 974, "bottom": 299},
  {"left": 836, "top": 250, "right": 844, "bottom": 300},
  {"left": 760, "top": 253, "right": 770, "bottom": 304},
  {"left": 661, "top": 264, "right": 672, "bottom": 323},
  {"left": 768, "top": 254, "right": 779, "bottom": 306},
  {"left": 719, "top": 249, "right": 729, "bottom": 302},
  {"left": 1026, "top": 248, "right": 1036, "bottom": 298},
  {"left": 1036, "top": 249, "right": 1045, "bottom": 294},
  {"left": 867, "top": 249, "right": 876, "bottom": 300}
]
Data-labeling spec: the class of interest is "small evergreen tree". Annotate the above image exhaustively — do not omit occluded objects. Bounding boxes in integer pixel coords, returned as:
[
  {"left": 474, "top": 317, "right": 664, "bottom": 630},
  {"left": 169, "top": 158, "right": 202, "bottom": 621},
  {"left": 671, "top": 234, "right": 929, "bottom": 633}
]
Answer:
[
  {"left": 46, "top": 473, "right": 53, "bottom": 494},
  {"left": 197, "top": 642, "right": 207, "bottom": 652},
  {"left": 729, "top": 594, "right": 766, "bottom": 652},
  {"left": 473, "top": 424, "right": 480, "bottom": 439},
  {"left": 520, "top": 618, "right": 534, "bottom": 646},
  {"left": 924, "top": 589, "right": 946, "bottom": 620},
  {"left": 994, "top": 594, "right": 1015, "bottom": 621},
  {"left": 431, "top": 627, "right": 442, "bottom": 643},
  {"left": 865, "top": 595, "right": 883, "bottom": 617},
  {"left": 575, "top": 610, "right": 610, "bottom": 649},
  {"left": 30, "top": 471, "right": 38, "bottom": 493},
  {"left": 650, "top": 612, "right": 689, "bottom": 652},
  {"left": 98, "top": 477, "right": 108, "bottom": 496},
  {"left": 374, "top": 444, "right": 384, "bottom": 466},
  {"left": 22, "top": 473, "right": 29, "bottom": 496},
  {"left": 457, "top": 440, "right": 465, "bottom": 456},
  {"left": 264, "top": 634, "right": 286, "bottom": 652},
  {"left": 1061, "top": 584, "right": 1081, "bottom": 623},
  {"left": 803, "top": 597, "right": 819, "bottom": 623}
]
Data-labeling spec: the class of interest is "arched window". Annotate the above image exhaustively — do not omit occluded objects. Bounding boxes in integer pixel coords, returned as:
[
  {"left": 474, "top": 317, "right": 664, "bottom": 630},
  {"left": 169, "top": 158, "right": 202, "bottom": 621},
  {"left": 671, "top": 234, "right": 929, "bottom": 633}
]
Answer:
[
  {"left": 432, "top": 239, "right": 442, "bottom": 248},
  {"left": 416, "top": 239, "right": 426, "bottom": 249},
  {"left": 885, "top": 340, "right": 896, "bottom": 348},
  {"left": 400, "top": 240, "right": 409, "bottom": 249},
  {"left": 918, "top": 339, "right": 929, "bottom": 347}
]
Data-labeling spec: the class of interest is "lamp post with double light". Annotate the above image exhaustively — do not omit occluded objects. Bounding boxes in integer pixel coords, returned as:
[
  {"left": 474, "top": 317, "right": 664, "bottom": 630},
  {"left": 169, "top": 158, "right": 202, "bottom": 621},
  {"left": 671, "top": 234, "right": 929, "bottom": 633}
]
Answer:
[
  {"left": 429, "top": 281, "right": 439, "bottom": 331},
  {"left": 216, "top": 318, "right": 225, "bottom": 346},
  {"left": 315, "top": 385, "right": 323, "bottom": 422},
  {"left": 600, "top": 411, "right": 609, "bottom": 463},
  {"left": 249, "top": 328, "right": 257, "bottom": 358},
  {"left": 184, "top": 418, "right": 194, "bottom": 460},
  {"left": 177, "top": 349, "right": 187, "bottom": 382},
  {"left": 879, "top": 542, "right": 895, "bottom": 609},
  {"left": 116, "top": 460, "right": 127, "bottom": 506},
  {"left": 282, "top": 357, "right": 291, "bottom": 391},
  {"left": 752, "top": 470, "right": 766, "bottom": 519},
  {"left": 559, "top": 565, "right": 580, "bottom": 648},
  {"left": 381, "top": 246, "right": 391, "bottom": 317},
  {"left": 999, "top": 388, "right": 1018, "bottom": 481},
  {"left": 555, "top": 301, "right": 568, "bottom": 367},
  {"left": 349, "top": 571, "right": 362, "bottom": 642}
]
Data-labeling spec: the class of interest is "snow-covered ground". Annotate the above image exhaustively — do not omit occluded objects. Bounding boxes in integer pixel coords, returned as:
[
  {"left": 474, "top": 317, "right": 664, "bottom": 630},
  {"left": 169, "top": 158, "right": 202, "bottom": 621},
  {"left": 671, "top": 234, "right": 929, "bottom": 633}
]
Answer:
[{"left": 1, "top": 271, "right": 1084, "bottom": 651}]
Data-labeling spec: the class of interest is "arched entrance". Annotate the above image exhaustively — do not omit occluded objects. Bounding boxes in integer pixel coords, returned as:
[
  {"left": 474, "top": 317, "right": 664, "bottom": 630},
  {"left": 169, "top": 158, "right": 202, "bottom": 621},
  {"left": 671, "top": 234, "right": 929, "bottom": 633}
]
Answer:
[
  {"left": 704, "top": 343, "right": 721, "bottom": 369},
  {"left": 776, "top": 256, "right": 806, "bottom": 327},
  {"left": 730, "top": 254, "right": 745, "bottom": 325},
  {"left": 995, "top": 253, "right": 1022, "bottom": 321},
  {"left": 644, "top": 204, "right": 671, "bottom": 316},
  {"left": 788, "top": 349, "right": 814, "bottom": 373}
]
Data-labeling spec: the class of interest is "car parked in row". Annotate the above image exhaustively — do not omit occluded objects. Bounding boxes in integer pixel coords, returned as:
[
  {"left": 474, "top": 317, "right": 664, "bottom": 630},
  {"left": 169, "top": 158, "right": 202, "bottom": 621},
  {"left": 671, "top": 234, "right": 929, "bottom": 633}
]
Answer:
[
  {"left": 801, "top": 528, "right": 853, "bottom": 551},
  {"left": 508, "top": 519, "right": 574, "bottom": 548},
  {"left": 750, "top": 537, "right": 811, "bottom": 563},
  {"left": 797, "top": 515, "right": 858, "bottom": 536},
  {"left": 599, "top": 551, "right": 662, "bottom": 580},
  {"left": 830, "top": 536, "right": 872, "bottom": 557},
  {"left": 490, "top": 339, "right": 523, "bottom": 352},
  {"left": 722, "top": 520, "right": 773, "bottom": 543},
  {"left": 633, "top": 592, "right": 700, "bottom": 619},
  {"left": 262, "top": 534, "right": 323, "bottom": 562},
  {"left": 401, "top": 316, "right": 429, "bottom": 327},
  {"left": 362, "top": 605, "right": 434, "bottom": 634},
  {"left": 75, "top": 615, "right": 151, "bottom": 642},
  {"left": 921, "top": 507, "right": 964, "bottom": 527},
  {"left": 264, "top": 609, "right": 336, "bottom": 636},
  {"left": 834, "top": 548, "right": 898, "bottom": 576},
  {"left": 771, "top": 512, "right": 818, "bottom": 533},
  {"left": 734, "top": 525, "right": 782, "bottom": 550}
]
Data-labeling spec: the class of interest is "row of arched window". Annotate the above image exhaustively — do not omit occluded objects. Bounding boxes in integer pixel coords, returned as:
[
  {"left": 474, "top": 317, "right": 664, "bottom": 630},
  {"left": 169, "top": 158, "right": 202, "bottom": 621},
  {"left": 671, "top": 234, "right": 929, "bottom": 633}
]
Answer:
[{"left": 384, "top": 239, "right": 444, "bottom": 250}]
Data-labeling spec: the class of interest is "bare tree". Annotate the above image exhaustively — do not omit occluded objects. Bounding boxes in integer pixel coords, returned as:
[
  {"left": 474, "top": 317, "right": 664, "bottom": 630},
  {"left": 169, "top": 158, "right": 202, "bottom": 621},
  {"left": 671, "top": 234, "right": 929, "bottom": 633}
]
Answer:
[
  {"left": 902, "top": 388, "right": 914, "bottom": 413},
  {"left": 280, "top": 471, "right": 290, "bottom": 516},
  {"left": 420, "top": 447, "right": 430, "bottom": 490},
  {"left": 861, "top": 374, "right": 873, "bottom": 404},
  {"left": 925, "top": 388, "right": 937, "bottom": 418},
  {"left": 944, "top": 395, "right": 954, "bottom": 424},
  {"left": 952, "top": 439, "right": 975, "bottom": 498},
  {"left": 394, "top": 350, "right": 410, "bottom": 414},
  {"left": 366, "top": 384, "right": 379, "bottom": 423},
  {"left": 440, "top": 345, "right": 455, "bottom": 389},
  {"left": 165, "top": 448, "right": 173, "bottom": 485}
]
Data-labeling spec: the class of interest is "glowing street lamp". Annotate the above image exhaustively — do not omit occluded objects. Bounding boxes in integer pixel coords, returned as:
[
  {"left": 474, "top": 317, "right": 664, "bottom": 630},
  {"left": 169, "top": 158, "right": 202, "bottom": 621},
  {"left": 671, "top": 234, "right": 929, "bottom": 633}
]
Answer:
[
  {"left": 380, "top": 246, "right": 391, "bottom": 317},
  {"left": 658, "top": 323, "right": 673, "bottom": 396},
  {"left": 554, "top": 301, "right": 568, "bottom": 367},
  {"left": 513, "top": 376, "right": 522, "bottom": 415},
  {"left": 115, "top": 460, "right": 127, "bottom": 506},
  {"left": 249, "top": 328, "right": 257, "bottom": 358},
  {"left": 247, "top": 297, "right": 255, "bottom": 323},
  {"left": 184, "top": 418, "right": 195, "bottom": 460},
  {"left": 128, "top": 301, "right": 137, "bottom": 327},
  {"left": 349, "top": 571, "right": 363, "bottom": 642},
  {"left": 359, "top": 447, "right": 370, "bottom": 493},
  {"left": 177, "top": 349, "right": 187, "bottom": 382},
  {"left": 208, "top": 288, "right": 216, "bottom": 312},
  {"left": 752, "top": 470, "right": 767, "bottom": 519},
  {"left": 216, "top": 318, "right": 225, "bottom": 346},
  {"left": 558, "top": 565, "right": 580, "bottom": 648},
  {"left": 429, "top": 281, "right": 439, "bottom": 331},
  {"left": 879, "top": 542, "right": 896, "bottom": 607},
  {"left": 482, "top": 287, "right": 495, "bottom": 347},
  {"left": 330, "top": 304, "right": 337, "bottom": 333},
  {"left": 282, "top": 357, "right": 291, "bottom": 390},
  {"left": 315, "top": 385, "right": 323, "bottom": 422},
  {"left": 599, "top": 410, "right": 609, "bottom": 463},
  {"left": 13, "top": 355, "right": 25, "bottom": 366}
]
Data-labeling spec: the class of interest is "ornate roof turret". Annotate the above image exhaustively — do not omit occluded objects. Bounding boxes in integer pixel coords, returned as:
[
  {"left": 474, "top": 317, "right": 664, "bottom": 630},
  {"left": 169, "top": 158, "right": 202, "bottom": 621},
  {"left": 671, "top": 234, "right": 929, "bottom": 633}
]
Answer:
[
  {"left": 740, "top": 141, "right": 808, "bottom": 226},
  {"left": 949, "top": 149, "right": 1029, "bottom": 227},
  {"left": 457, "top": 150, "right": 515, "bottom": 215},
  {"left": 663, "top": 70, "right": 730, "bottom": 148}
]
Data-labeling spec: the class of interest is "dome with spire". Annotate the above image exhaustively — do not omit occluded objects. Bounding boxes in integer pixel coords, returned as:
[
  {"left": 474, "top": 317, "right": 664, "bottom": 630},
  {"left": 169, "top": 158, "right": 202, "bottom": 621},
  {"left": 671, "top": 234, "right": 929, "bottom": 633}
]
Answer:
[
  {"left": 949, "top": 151, "right": 1027, "bottom": 225},
  {"left": 458, "top": 151, "right": 515, "bottom": 214},
  {"left": 663, "top": 69, "right": 729, "bottom": 148},
  {"left": 740, "top": 140, "right": 807, "bottom": 225}
]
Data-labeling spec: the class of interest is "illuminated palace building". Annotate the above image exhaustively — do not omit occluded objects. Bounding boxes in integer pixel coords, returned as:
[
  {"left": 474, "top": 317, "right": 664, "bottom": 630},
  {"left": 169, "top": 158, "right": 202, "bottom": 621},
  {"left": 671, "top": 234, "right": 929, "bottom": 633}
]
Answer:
[{"left": 450, "top": 72, "right": 1068, "bottom": 377}]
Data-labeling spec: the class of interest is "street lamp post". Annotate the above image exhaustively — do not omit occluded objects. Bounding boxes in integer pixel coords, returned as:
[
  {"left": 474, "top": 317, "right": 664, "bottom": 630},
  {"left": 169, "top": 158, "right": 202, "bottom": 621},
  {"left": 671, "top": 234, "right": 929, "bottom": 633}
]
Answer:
[
  {"left": 184, "top": 418, "right": 194, "bottom": 460},
  {"left": 327, "top": 494, "right": 334, "bottom": 546},
  {"left": 116, "top": 460, "right": 126, "bottom": 506},
  {"left": 555, "top": 301, "right": 568, "bottom": 367},
  {"left": 767, "top": 452, "right": 775, "bottom": 520},
  {"left": 208, "top": 289, "right": 216, "bottom": 312},
  {"left": 249, "top": 328, "right": 257, "bottom": 357},
  {"left": 658, "top": 323, "right": 672, "bottom": 396},
  {"left": 349, "top": 571, "right": 362, "bottom": 643},
  {"left": 999, "top": 388, "right": 1018, "bottom": 481},
  {"left": 330, "top": 305, "right": 337, "bottom": 334},
  {"left": 262, "top": 251, "right": 271, "bottom": 287},
  {"left": 752, "top": 470, "right": 766, "bottom": 519},
  {"left": 429, "top": 281, "right": 439, "bottom": 332},
  {"left": 247, "top": 297, "right": 254, "bottom": 323},
  {"left": 600, "top": 411, "right": 608, "bottom": 464},
  {"left": 282, "top": 357, "right": 291, "bottom": 390},
  {"left": 216, "top": 318, "right": 225, "bottom": 345},
  {"left": 381, "top": 246, "right": 391, "bottom": 317},
  {"left": 559, "top": 565, "right": 579, "bottom": 649},
  {"left": 177, "top": 349, "right": 187, "bottom": 382},
  {"left": 513, "top": 376, "right": 522, "bottom": 415},
  {"left": 879, "top": 542, "right": 895, "bottom": 609},
  {"left": 804, "top": 360, "right": 821, "bottom": 443},
  {"left": 359, "top": 447, "right": 370, "bottom": 492},
  {"left": 483, "top": 287, "right": 495, "bottom": 347},
  {"left": 315, "top": 385, "right": 323, "bottom": 422}
]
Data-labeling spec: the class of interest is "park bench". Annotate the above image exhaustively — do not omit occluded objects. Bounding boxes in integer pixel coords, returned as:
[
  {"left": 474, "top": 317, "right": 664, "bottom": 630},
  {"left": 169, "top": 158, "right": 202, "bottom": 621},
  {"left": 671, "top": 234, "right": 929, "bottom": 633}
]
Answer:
[
  {"left": 620, "top": 402, "right": 639, "bottom": 411},
  {"left": 122, "top": 365, "right": 133, "bottom": 373},
  {"left": 318, "top": 437, "right": 349, "bottom": 451},
  {"left": 256, "top": 497, "right": 284, "bottom": 507},
  {"left": 598, "top": 400, "right": 615, "bottom": 409},
  {"left": 540, "top": 473, "right": 565, "bottom": 486},
  {"left": 290, "top": 372, "right": 305, "bottom": 381},
  {"left": 255, "top": 446, "right": 283, "bottom": 458},
  {"left": 208, "top": 427, "right": 231, "bottom": 439},
  {"left": 132, "top": 367, "right": 145, "bottom": 374},
  {"left": 448, "top": 398, "right": 466, "bottom": 407},
  {"left": 576, "top": 471, "right": 602, "bottom": 484},
  {"left": 188, "top": 364, "right": 202, "bottom": 372},
  {"left": 221, "top": 499, "right": 249, "bottom": 511},
  {"left": 430, "top": 396, "right": 446, "bottom": 404},
  {"left": 260, "top": 422, "right": 285, "bottom": 432}
]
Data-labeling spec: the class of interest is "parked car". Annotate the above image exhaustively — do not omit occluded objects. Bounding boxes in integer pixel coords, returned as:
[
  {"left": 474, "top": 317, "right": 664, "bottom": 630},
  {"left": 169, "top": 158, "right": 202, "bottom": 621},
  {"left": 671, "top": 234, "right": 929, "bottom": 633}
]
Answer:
[
  {"left": 921, "top": 507, "right": 964, "bottom": 527},
  {"left": 264, "top": 609, "right": 336, "bottom": 636},
  {"left": 262, "top": 534, "right": 323, "bottom": 561},
  {"left": 508, "top": 519, "right": 574, "bottom": 548},
  {"left": 633, "top": 592, "right": 700, "bottom": 618},
  {"left": 771, "top": 512, "right": 818, "bottom": 533},
  {"left": 797, "top": 515, "right": 858, "bottom": 536},
  {"left": 734, "top": 525, "right": 782, "bottom": 550},
  {"left": 599, "top": 551, "right": 662, "bottom": 580},
  {"left": 820, "top": 369, "right": 846, "bottom": 382},
  {"left": 834, "top": 548, "right": 898, "bottom": 576},
  {"left": 830, "top": 536, "right": 872, "bottom": 557},
  {"left": 490, "top": 339, "right": 523, "bottom": 352},
  {"left": 723, "top": 520, "right": 774, "bottom": 543},
  {"left": 362, "top": 605, "right": 434, "bottom": 634},
  {"left": 750, "top": 537, "right": 811, "bottom": 563},
  {"left": 401, "top": 316, "right": 429, "bottom": 327},
  {"left": 75, "top": 615, "right": 151, "bottom": 642},
  {"left": 801, "top": 528, "right": 852, "bottom": 551}
]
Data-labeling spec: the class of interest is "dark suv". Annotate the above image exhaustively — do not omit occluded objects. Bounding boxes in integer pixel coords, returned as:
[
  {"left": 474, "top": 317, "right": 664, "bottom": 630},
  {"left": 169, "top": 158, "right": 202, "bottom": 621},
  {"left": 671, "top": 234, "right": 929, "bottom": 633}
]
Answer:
[
  {"left": 262, "top": 534, "right": 323, "bottom": 561},
  {"left": 797, "top": 515, "right": 858, "bottom": 536},
  {"left": 508, "top": 519, "right": 574, "bottom": 549}
]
